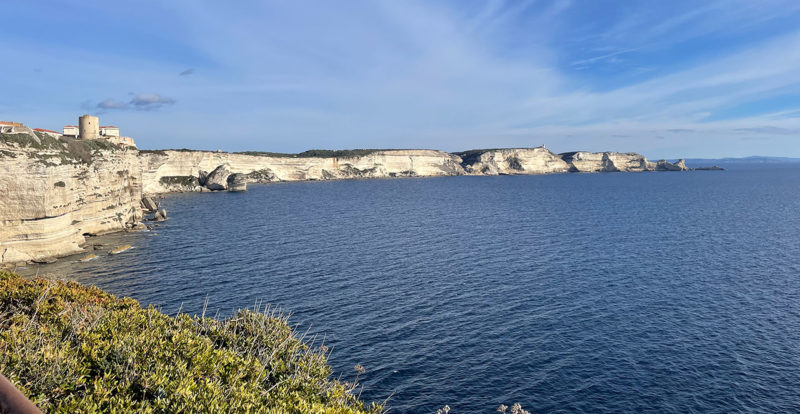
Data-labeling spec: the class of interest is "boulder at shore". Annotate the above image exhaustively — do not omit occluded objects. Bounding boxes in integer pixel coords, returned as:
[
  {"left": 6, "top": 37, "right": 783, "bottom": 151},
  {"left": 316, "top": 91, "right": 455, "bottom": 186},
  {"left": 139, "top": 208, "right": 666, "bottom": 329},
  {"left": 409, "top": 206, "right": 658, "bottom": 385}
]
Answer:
[
  {"left": 227, "top": 174, "right": 247, "bottom": 192},
  {"left": 205, "top": 164, "right": 232, "bottom": 191},
  {"left": 141, "top": 196, "right": 159, "bottom": 212}
]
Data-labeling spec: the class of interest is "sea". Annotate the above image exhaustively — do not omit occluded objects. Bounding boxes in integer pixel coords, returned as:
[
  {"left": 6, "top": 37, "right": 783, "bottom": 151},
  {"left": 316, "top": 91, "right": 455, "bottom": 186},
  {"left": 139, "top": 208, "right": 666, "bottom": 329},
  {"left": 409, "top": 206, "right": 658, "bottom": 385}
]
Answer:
[{"left": 20, "top": 163, "right": 800, "bottom": 413}]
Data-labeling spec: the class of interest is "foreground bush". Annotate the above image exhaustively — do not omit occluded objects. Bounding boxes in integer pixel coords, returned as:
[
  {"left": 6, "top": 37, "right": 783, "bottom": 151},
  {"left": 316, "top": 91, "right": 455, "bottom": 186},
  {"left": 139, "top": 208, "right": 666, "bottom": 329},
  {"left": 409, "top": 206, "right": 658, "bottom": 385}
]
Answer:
[{"left": 0, "top": 271, "right": 381, "bottom": 413}]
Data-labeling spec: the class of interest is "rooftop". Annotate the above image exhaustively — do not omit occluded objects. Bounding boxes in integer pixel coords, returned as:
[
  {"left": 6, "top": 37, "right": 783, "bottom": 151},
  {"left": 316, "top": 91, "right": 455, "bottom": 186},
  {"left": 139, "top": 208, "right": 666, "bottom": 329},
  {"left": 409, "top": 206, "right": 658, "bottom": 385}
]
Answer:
[{"left": 33, "top": 128, "right": 60, "bottom": 134}]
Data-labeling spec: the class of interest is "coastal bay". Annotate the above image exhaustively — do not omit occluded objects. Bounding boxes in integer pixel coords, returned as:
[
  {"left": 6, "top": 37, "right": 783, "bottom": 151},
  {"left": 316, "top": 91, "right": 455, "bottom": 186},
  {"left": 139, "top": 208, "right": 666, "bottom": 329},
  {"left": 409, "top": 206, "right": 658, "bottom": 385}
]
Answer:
[{"left": 0, "top": 130, "right": 688, "bottom": 265}]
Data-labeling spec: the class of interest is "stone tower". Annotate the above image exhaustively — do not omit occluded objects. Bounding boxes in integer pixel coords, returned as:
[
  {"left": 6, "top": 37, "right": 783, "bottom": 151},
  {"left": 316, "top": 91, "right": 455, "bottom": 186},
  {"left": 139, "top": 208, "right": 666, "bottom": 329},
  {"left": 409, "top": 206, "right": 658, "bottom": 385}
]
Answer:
[{"left": 78, "top": 114, "right": 99, "bottom": 139}]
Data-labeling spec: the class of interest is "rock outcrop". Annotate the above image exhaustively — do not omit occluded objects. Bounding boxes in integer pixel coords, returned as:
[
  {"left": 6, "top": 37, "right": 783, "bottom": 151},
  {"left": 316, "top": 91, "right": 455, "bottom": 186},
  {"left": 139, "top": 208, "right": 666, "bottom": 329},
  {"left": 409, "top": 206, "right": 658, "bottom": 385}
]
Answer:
[
  {"left": 141, "top": 196, "right": 159, "bottom": 212},
  {"left": 153, "top": 209, "right": 168, "bottom": 222},
  {"left": 456, "top": 147, "right": 570, "bottom": 175},
  {"left": 205, "top": 164, "right": 233, "bottom": 191},
  {"left": 227, "top": 174, "right": 248, "bottom": 192},
  {"left": 0, "top": 131, "right": 142, "bottom": 264}
]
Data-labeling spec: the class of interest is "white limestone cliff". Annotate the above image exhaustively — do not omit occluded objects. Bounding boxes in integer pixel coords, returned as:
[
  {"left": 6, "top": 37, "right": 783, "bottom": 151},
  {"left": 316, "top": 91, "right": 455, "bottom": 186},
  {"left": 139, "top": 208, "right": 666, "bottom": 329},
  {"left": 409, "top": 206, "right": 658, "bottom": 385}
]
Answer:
[
  {"left": 0, "top": 131, "right": 142, "bottom": 264},
  {"left": 456, "top": 147, "right": 571, "bottom": 175},
  {"left": 456, "top": 148, "right": 688, "bottom": 175},
  {"left": 559, "top": 151, "right": 687, "bottom": 172},
  {"left": 140, "top": 149, "right": 466, "bottom": 193}
]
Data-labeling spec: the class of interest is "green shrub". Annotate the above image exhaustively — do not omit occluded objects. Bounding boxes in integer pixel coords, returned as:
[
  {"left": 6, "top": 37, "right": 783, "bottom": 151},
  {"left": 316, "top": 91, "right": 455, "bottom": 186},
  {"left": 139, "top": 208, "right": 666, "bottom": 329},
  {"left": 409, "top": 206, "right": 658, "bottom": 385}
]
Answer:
[
  {"left": 0, "top": 132, "right": 64, "bottom": 151},
  {"left": 0, "top": 271, "right": 381, "bottom": 413},
  {"left": 0, "top": 133, "right": 120, "bottom": 165},
  {"left": 138, "top": 150, "right": 168, "bottom": 156},
  {"left": 236, "top": 150, "right": 394, "bottom": 158},
  {"left": 159, "top": 176, "right": 199, "bottom": 187},
  {"left": 62, "top": 138, "right": 119, "bottom": 164}
]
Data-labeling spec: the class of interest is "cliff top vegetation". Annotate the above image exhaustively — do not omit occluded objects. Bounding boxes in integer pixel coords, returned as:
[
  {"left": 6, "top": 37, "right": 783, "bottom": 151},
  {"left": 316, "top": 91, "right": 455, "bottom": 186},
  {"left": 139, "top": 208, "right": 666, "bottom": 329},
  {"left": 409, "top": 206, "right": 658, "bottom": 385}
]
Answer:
[
  {"left": 0, "top": 132, "right": 120, "bottom": 165},
  {"left": 139, "top": 149, "right": 417, "bottom": 159},
  {"left": 0, "top": 271, "right": 381, "bottom": 413},
  {"left": 236, "top": 149, "right": 395, "bottom": 158},
  {"left": 450, "top": 148, "right": 530, "bottom": 165}
]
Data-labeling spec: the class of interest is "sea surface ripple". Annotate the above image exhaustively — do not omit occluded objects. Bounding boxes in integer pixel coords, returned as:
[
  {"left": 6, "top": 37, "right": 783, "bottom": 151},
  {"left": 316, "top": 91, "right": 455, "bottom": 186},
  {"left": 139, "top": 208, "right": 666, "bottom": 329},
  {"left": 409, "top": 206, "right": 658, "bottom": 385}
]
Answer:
[{"left": 26, "top": 165, "right": 800, "bottom": 413}]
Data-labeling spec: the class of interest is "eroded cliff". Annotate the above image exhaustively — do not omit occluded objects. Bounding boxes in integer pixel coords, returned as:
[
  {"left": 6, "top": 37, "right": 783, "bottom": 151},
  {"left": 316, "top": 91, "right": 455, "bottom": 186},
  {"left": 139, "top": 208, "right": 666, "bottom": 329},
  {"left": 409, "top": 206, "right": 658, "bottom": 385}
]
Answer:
[
  {"left": 0, "top": 130, "right": 142, "bottom": 264},
  {"left": 456, "top": 147, "right": 571, "bottom": 175},
  {"left": 560, "top": 151, "right": 687, "bottom": 172},
  {"left": 455, "top": 147, "right": 688, "bottom": 175},
  {"left": 140, "top": 149, "right": 465, "bottom": 193}
]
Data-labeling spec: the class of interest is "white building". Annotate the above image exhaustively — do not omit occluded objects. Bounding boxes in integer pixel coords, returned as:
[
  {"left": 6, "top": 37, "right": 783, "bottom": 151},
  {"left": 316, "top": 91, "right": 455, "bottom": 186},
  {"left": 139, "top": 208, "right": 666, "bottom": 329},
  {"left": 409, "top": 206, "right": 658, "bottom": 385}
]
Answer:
[
  {"left": 0, "top": 121, "right": 25, "bottom": 134},
  {"left": 99, "top": 125, "right": 120, "bottom": 137},
  {"left": 63, "top": 125, "right": 79, "bottom": 136}
]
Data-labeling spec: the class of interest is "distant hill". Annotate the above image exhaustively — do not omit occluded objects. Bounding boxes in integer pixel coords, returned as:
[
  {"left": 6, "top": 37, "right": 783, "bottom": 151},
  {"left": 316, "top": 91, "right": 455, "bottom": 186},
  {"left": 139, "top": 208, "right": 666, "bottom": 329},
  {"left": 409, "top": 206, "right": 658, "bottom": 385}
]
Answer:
[{"left": 683, "top": 156, "right": 800, "bottom": 168}]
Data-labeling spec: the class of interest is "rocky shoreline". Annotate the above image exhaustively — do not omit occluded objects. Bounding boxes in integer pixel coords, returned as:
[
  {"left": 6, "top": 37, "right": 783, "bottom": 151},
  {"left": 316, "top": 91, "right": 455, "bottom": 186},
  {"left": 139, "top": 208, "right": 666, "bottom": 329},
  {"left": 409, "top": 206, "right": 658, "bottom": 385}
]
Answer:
[{"left": 0, "top": 131, "right": 691, "bottom": 265}]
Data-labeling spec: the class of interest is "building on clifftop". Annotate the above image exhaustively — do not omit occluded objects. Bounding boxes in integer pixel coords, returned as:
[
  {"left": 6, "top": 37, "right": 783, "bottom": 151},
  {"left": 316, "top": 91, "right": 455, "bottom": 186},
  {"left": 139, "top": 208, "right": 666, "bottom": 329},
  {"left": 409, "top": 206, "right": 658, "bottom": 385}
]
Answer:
[
  {"left": 79, "top": 114, "right": 99, "bottom": 139},
  {"left": 63, "top": 125, "right": 78, "bottom": 136},
  {"left": 99, "top": 126, "right": 119, "bottom": 137},
  {"left": 63, "top": 115, "right": 137, "bottom": 148},
  {"left": 0, "top": 121, "right": 25, "bottom": 134}
]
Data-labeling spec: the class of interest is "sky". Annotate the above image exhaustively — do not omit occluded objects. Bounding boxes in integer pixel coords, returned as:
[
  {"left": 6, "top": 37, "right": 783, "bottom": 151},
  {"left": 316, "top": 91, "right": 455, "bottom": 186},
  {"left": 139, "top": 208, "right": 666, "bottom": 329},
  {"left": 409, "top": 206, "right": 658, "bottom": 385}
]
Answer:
[{"left": 2, "top": 0, "right": 800, "bottom": 158}]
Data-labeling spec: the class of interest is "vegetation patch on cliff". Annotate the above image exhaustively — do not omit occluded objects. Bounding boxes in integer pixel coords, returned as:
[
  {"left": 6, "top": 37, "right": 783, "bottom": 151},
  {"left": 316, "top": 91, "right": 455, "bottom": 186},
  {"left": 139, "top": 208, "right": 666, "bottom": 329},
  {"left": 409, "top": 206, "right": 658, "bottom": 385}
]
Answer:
[
  {"left": 138, "top": 149, "right": 168, "bottom": 156},
  {"left": 0, "top": 271, "right": 380, "bottom": 413},
  {"left": 451, "top": 149, "right": 501, "bottom": 165},
  {"left": 236, "top": 149, "right": 391, "bottom": 158},
  {"left": 0, "top": 132, "right": 63, "bottom": 151},
  {"left": 139, "top": 148, "right": 214, "bottom": 156},
  {"left": 159, "top": 175, "right": 199, "bottom": 187},
  {"left": 0, "top": 133, "right": 121, "bottom": 165}
]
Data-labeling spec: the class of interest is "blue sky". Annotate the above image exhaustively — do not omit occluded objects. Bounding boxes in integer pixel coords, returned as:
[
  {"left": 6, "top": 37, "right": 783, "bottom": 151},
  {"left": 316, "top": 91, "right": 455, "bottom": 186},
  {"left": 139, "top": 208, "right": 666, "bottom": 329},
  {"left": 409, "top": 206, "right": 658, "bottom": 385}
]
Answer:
[{"left": 2, "top": 0, "right": 800, "bottom": 158}]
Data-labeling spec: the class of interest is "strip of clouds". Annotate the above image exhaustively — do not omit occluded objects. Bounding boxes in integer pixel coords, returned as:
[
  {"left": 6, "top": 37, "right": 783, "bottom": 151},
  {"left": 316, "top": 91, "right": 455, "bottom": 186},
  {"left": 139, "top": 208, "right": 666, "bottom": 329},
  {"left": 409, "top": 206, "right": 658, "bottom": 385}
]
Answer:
[
  {"left": 96, "top": 93, "right": 176, "bottom": 111},
  {"left": 170, "top": 1, "right": 800, "bottom": 118}
]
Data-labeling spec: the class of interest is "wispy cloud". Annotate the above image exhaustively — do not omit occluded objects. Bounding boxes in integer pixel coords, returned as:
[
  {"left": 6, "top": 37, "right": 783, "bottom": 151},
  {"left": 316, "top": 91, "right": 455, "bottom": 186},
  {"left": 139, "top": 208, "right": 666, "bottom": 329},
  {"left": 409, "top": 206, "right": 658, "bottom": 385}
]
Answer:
[
  {"left": 1, "top": 0, "right": 800, "bottom": 157},
  {"left": 97, "top": 99, "right": 128, "bottom": 110},
  {"left": 94, "top": 93, "right": 176, "bottom": 111},
  {"left": 129, "top": 93, "right": 175, "bottom": 109}
]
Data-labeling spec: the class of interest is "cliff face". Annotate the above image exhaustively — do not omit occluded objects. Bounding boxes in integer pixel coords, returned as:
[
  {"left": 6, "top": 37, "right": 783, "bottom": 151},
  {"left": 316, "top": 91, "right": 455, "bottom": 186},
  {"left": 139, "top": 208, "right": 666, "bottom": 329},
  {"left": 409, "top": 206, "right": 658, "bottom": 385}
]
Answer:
[
  {"left": 140, "top": 150, "right": 465, "bottom": 193},
  {"left": 457, "top": 147, "right": 571, "bottom": 175},
  {"left": 0, "top": 131, "right": 142, "bottom": 264},
  {"left": 456, "top": 148, "right": 688, "bottom": 175},
  {"left": 559, "top": 151, "right": 687, "bottom": 172}
]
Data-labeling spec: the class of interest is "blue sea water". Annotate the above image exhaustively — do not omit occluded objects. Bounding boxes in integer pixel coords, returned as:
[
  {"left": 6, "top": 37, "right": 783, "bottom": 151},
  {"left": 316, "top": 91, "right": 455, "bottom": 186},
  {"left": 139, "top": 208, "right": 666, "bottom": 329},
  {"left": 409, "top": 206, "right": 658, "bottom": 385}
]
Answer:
[{"left": 25, "top": 165, "right": 800, "bottom": 412}]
